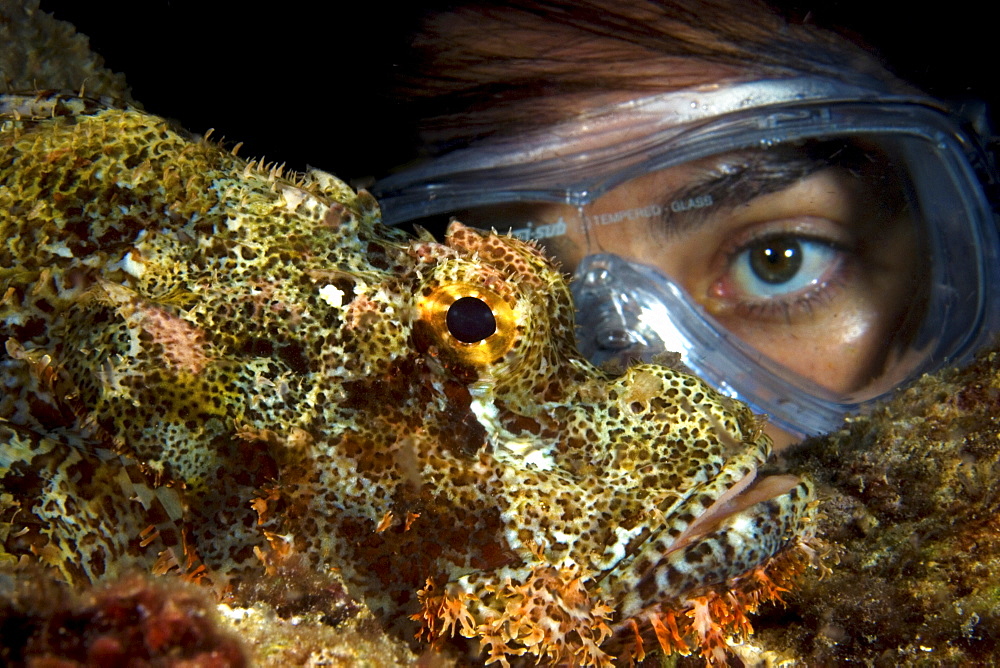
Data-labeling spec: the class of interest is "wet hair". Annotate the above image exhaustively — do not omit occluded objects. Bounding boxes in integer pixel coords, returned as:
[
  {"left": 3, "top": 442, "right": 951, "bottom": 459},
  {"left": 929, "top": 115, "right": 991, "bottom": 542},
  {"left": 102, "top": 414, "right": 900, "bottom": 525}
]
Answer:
[{"left": 395, "top": 0, "right": 908, "bottom": 156}]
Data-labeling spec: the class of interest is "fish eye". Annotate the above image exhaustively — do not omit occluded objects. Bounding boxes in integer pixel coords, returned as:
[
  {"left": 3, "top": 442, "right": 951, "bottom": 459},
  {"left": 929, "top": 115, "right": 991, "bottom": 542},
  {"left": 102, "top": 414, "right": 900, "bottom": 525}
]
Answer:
[
  {"left": 417, "top": 282, "right": 518, "bottom": 367},
  {"left": 446, "top": 296, "right": 497, "bottom": 343}
]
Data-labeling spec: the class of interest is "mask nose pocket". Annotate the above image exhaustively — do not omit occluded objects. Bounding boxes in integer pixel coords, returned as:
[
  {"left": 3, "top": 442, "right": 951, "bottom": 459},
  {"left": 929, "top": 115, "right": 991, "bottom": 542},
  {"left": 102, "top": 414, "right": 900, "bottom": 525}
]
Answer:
[
  {"left": 572, "top": 254, "right": 690, "bottom": 367},
  {"left": 576, "top": 262, "right": 636, "bottom": 353}
]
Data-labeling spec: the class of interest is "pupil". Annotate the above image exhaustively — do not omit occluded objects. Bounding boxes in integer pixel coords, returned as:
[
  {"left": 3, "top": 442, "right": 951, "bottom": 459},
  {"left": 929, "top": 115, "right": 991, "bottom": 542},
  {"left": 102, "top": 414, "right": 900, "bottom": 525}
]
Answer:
[
  {"left": 446, "top": 297, "right": 497, "bottom": 343},
  {"left": 750, "top": 237, "right": 802, "bottom": 284}
]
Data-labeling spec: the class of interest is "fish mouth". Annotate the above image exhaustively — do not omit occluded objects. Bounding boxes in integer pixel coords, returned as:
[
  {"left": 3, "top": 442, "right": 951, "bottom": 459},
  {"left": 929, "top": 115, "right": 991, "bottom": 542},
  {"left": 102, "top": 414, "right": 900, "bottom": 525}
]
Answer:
[
  {"left": 592, "top": 466, "right": 815, "bottom": 662},
  {"left": 665, "top": 469, "right": 803, "bottom": 557},
  {"left": 600, "top": 465, "right": 812, "bottom": 625}
]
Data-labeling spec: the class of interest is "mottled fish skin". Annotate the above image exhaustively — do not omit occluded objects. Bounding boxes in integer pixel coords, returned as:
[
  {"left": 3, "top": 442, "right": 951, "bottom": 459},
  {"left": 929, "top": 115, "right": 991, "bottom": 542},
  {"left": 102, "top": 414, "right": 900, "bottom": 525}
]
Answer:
[{"left": 0, "top": 95, "right": 815, "bottom": 665}]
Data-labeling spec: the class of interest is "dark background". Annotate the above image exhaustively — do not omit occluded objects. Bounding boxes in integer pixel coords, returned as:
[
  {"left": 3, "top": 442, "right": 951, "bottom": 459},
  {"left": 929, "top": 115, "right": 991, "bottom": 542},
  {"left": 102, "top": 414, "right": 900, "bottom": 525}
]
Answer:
[{"left": 37, "top": 1, "right": 998, "bottom": 188}]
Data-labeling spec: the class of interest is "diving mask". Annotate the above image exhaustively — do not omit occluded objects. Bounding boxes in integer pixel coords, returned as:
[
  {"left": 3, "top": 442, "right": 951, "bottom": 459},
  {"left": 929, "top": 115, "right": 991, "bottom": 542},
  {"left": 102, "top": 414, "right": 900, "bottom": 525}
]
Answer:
[{"left": 373, "top": 78, "right": 1000, "bottom": 436}]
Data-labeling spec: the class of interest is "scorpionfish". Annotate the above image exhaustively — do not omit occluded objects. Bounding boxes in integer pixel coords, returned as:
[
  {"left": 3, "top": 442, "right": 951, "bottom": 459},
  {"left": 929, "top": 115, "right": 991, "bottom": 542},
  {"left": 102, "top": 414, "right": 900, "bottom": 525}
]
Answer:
[{"left": 0, "top": 94, "right": 816, "bottom": 665}]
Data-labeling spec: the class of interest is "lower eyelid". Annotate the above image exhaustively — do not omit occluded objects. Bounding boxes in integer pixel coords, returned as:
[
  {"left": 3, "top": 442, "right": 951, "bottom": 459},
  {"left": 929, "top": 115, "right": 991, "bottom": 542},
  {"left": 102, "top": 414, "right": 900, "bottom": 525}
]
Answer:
[{"left": 727, "top": 271, "right": 847, "bottom": 322}]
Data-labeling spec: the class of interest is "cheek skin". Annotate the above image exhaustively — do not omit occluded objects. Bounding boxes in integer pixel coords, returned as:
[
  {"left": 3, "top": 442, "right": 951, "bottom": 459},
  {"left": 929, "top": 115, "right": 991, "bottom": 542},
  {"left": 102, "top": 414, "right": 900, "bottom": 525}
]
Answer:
[{"left": 719, "top": 303, "right": 884, "bottom": 393}]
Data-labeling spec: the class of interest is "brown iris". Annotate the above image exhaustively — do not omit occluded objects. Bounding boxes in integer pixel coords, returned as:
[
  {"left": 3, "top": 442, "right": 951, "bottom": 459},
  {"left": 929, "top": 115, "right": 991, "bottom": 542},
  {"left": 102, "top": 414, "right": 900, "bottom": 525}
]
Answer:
[{"left": 748, "top": 236, "right": 803, "bottom": 285}]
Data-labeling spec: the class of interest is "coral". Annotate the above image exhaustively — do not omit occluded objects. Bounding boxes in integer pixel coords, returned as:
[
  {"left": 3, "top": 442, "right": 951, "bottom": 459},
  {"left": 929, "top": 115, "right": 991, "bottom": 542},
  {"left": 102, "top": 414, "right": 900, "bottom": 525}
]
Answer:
[
  {"left": 614, "top": 536, "right": 819, "bottom": 666},
  {"left": 0, "top": 0, "right": 129, "bottom": 99},
  {"left": 413, "top": 538, "right": 821, "bottom": 667},
  {"left": 214, "top": 602, "right": 421, "bottom": 668},
  {"left": 232, "top": 556, "right": 361, "bottom": 627},
  {"left": 415, "top": 565, "right": 615, "bottom": 668}
]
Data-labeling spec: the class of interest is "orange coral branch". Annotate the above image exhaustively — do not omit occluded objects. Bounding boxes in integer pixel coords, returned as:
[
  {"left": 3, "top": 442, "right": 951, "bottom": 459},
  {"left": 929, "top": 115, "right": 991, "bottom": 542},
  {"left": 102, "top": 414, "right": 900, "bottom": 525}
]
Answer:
[
  {"left": 412, "top": 578, "right": 477, "bottom": 643},
  {"left": 376, "top": 510, "right": 394, "bottom": 533}
]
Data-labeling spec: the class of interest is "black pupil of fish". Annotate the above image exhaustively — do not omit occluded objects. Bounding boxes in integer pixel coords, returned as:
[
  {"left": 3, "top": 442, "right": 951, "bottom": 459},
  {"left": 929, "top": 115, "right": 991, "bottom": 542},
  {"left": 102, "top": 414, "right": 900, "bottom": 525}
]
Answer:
[
  {"left": 447, "top": 297, "right": 497, "bottom": 343},
  {"left": 750, "top": 237, "right": 802, "bottom": 284}
]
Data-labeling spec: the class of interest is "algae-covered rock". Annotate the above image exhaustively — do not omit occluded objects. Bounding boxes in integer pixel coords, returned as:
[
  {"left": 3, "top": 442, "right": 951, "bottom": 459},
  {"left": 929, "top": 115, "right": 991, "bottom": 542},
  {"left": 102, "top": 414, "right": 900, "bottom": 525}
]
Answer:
[{"left": 753, "top": 343, "right": 1000, "bottom": 665}]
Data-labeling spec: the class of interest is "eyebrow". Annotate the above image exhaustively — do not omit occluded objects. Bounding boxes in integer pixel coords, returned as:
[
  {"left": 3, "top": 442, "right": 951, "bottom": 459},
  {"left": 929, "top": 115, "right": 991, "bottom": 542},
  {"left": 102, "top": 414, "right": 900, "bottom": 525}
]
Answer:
[{"left": 655, "top": 151, "right": 827, "bottom": 236}]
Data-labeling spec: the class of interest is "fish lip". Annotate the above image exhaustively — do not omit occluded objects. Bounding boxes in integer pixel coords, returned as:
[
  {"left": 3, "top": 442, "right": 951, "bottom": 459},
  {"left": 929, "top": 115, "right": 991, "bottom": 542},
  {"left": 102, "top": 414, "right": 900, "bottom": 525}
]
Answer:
[{"left": 595, "top": 454, "right": 798, "bottom": 583}]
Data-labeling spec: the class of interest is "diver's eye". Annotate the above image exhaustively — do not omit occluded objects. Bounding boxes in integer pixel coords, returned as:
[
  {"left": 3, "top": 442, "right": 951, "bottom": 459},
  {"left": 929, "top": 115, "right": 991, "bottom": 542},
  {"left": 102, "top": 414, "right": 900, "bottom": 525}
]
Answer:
[
  {"left": 731, "top": 235, "right": 840, "bottom": 297},
  {"left": 446, "top": 296, "right": 497, "bottom": 343},
  {"left": 748, "top": 237, "right": 803, "bottom": 284}
]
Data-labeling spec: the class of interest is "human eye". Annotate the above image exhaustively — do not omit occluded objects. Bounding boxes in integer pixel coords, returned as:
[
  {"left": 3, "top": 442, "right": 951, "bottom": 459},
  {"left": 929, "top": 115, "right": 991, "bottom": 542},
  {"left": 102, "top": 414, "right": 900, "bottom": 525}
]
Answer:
[{"left": 710, "top": 228, "right": 849, "bottom": 321}]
